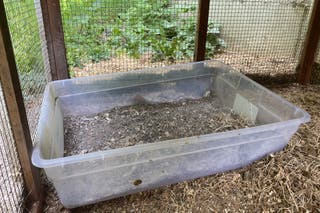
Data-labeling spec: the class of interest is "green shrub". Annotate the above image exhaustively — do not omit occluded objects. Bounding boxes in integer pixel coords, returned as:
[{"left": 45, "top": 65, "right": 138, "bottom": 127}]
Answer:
[
  {"left": 108, "top": 0, "right": 225, "bottom": 62},
  {"left": 61, "top": 0, "right": 225, "bottom": 67},
  {"left": 4, "top": 0, "right": 44, "bottom": 74},
  {"left": 61, "top": 0, "right": 123, "bottom": 67}
]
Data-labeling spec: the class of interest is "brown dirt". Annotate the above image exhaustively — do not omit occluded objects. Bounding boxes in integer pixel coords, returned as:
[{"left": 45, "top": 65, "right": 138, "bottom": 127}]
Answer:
[
  {"left": 63, "top": 93, "right": 252, "bottom": 157},
  {"left": 71, "top": 53, "right": 187, "bottom": 78},
  {"left": 72, "top": 50, "right": 320, "bottom": 84},
  {"left": 72, "top": 51, "right": 298, "bottom": 80}
]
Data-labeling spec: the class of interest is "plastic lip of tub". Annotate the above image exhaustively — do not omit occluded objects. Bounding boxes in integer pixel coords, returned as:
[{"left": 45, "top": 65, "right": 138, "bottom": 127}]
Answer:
[{"left": 32, "top": 60, "right": 310, "bottom": 208}]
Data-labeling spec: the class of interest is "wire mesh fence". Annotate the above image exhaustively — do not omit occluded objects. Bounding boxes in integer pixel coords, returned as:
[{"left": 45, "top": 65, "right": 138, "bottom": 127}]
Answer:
[
  {"left": 0, "top": 86, "right": 24, "bottom": 213},
  {"left": 210, "top": 0, "right": 312, "bottom": 79},
  {"left": 59, "top": 0, "right": 314, "bottom": 80},
  {"left": 60, "top": 0, "right": 200, "bottom": 77},
  {"left": 316, "top": 43, "right": 320, "bottom": 63},
  {"left": 4, "top": 0, "right": 50, "bottom": 141},
  {"left": 311, "top": 43, "right": 320, "bottom": 83},
  {"left": 1, "top": 0, "right": 50, "bottom": 211}
]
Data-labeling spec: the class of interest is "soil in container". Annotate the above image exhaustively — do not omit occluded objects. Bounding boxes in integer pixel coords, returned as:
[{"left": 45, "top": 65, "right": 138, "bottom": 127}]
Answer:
[{"left": 64, "top": 93, "right": 254, "bottom": 156}]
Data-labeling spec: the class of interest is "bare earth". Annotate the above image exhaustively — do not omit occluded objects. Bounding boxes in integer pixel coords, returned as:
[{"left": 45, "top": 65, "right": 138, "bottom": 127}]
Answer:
[
  {"left": 64, "top": 93, "right": 252, "bottom": 156},
  {"left": 71, "top": 51, "right": 297, "bottom": 80}
]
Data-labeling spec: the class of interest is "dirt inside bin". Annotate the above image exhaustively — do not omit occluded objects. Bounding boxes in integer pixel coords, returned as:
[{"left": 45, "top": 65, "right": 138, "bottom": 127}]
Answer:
[{"left": 64, "top": 93, "right": 253, "bottom": 156}]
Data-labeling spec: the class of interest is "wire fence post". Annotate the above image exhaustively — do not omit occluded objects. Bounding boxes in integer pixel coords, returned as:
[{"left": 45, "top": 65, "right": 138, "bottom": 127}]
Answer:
[
  {"left": 0, "top": 1, "right": 43, "bottom": 211},
  {"left": 297, "top": 0, "right": 320, "bottom": 84},
  {"left": 40, "top": 0, "right": 69, "bottom": 80},
  {"left": 194, "top": 0, "right": 210, "bottom": 62}
]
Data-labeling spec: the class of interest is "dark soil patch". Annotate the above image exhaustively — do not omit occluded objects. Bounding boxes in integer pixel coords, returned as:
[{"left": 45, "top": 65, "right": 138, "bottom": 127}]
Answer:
[{"left": 64, "top": 93, "right": 252, "bottom": 157}]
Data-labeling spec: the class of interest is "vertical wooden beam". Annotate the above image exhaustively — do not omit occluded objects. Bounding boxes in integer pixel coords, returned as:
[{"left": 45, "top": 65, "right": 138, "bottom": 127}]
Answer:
[
  {"left": 0, "top": 2, "right": 43, "bottom": 212},
  {"left": 194, "top": 0, "right": 210, "bottom": 62},
  {"left": 297, "top": 0, "right": 320, "bottom": 84},
  {"left": 40, "top": 0, "right": 69, "bottom": 80}
]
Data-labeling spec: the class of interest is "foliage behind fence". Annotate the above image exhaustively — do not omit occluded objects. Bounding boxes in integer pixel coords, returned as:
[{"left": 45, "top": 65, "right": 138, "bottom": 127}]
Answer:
[
  {"left": 1, "top": 0, "right": 50, "bottom": 211},
  {"left": 60, "top": 0, "right": 224, "bottom": 75},
  {"left": 59, "top": 0, "right": 316, "bottom": 78}
]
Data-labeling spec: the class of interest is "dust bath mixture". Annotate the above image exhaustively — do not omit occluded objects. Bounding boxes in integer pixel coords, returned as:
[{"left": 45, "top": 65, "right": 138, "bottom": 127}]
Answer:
[{"left": 64, "top": 94, "right": 253, "bottom": 156}]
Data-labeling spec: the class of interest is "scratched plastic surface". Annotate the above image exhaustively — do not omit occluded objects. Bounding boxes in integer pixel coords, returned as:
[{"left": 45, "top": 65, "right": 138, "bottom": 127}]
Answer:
[{"left": 32, "top": 61, "right": 310, "bottom": 208}]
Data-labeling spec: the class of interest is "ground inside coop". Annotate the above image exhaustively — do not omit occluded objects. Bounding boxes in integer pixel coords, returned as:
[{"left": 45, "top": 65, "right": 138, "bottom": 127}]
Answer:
[
  {"left": 63, "top": 93, "right": 253, "bottom": 157},
  {"left": 71, "top": 51, "right": 298, "bottom": 81},
  {"left": 42, "top": 83, "right": 320, "bottom": 212}
]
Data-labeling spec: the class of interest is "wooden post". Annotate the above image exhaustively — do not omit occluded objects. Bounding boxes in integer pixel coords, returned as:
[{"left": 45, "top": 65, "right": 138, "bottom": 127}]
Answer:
[
  {"left": 0, "top": 1, "right": 43, "bottom": 212},
  {"left": 297, "top": 0, "right": 320, "bottom": 84},
  {"left": 194, "top": 0, "right": 210, "bottom": 61},
  {"left": 40, "top": 0, "right": 69, "bottom": 80}
]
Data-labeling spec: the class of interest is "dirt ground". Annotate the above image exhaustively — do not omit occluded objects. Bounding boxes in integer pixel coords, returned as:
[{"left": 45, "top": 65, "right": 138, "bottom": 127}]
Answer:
[
  {"left": 43, "top": 53, "right": 320, "bottom": 212},
  {"left": 64, "top": 93, "right": 251, "bottom": 156},
  {"left": 71, "top": 51, "right": 297, "bottom": 79}
]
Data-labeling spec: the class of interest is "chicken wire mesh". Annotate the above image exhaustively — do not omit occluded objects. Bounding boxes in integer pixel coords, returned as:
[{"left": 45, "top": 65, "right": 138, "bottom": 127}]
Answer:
[
  {"left": 0, "top": 0, "right": 50, "bottom": 211},
  {"left": 61, "top": 0, "right": 201, "bottom": 77},
  {"left": 210, "top": 0, "right": 313, "bottom": 80},
  {"left": 311, "top": 43, "right": 320, "bottom": 83},
  {"left": 316, "top": 43, "right": 320, "bottom": 63},
  {"left": 59, "top": 0, "right": 315, "bottom": 79},
  {"left": 3, "top": 0, "right": 50, "bottom": 140},
  {"left": 0, "top": 86, "right": 24, "bottom": 213}
]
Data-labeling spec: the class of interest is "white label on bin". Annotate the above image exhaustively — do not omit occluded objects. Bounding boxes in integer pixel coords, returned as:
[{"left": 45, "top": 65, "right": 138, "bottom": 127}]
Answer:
[{"left": 233, "top": 94, "right": 258, "bottom": 123}]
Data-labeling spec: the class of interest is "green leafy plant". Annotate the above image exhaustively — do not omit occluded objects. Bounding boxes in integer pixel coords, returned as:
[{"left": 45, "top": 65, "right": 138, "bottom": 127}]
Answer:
[
  {"left": 61, "top": 0, "right": 129, "bottom": 67},
  {"left": 4, "top": 0, "right": 44, "bottom": 74},
  {"left": 61, "top": 0, "right": 225, "bottom": 68},
  {"left": 107, "top": 0, "right": 225, "bottom": 62}
]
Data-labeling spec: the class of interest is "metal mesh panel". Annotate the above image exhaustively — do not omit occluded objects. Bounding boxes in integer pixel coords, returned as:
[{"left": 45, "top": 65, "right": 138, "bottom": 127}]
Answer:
[
  {"left": 60, "top": 0, "right": 199, "bottom": 77},
  {"left": 311, "top": 42, "right": 320, "bottom": 83},
  {"left": 1, "top": 0, "right": 50, "bottom": 211},
  {"left": 3, "top": 0, "right": 50, "bottom": 141},
  {"left": 0, "top": 87, "right": 24, "bottom": 213},
  {"left": 60, "top": 0, "right": 314, "bottom": 79},
  {"left": 210, "top": 0, "right": 313, "bottom": 77},
  {"left": 316, "top": 43, "right": 320, "bottom": 63},
  {"left": 34, "top": 0, "right": 52, "bottom": 84}
]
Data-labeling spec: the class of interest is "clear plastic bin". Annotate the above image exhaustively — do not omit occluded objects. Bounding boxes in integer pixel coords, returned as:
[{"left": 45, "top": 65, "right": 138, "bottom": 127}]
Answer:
[{"left": 32, "top": 61, "right": 310, "bottom": 208}]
